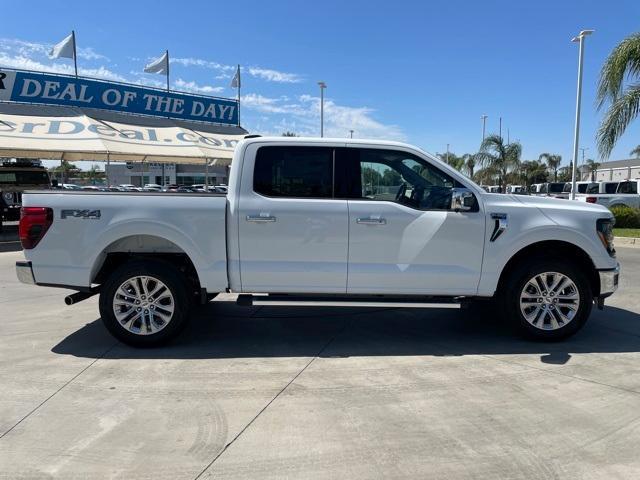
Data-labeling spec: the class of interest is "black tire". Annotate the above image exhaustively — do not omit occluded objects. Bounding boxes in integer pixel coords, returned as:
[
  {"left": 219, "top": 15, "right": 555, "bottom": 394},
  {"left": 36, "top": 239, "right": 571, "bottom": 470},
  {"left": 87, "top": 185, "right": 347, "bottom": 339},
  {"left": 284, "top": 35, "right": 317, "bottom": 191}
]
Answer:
[
  {"left": 501, "top": 257, "right": 593, "bottom": 341},
  {"left": 99, "top": 259, "right": 191, "bottom": 347}
]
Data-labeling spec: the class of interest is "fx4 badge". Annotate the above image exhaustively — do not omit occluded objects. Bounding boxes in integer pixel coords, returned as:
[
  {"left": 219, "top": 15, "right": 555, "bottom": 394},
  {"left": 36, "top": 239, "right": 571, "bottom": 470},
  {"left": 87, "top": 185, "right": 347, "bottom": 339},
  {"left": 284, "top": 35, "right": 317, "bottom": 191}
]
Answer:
[{"left": 61, "top": 209, "right": 101, "bottom": 220}]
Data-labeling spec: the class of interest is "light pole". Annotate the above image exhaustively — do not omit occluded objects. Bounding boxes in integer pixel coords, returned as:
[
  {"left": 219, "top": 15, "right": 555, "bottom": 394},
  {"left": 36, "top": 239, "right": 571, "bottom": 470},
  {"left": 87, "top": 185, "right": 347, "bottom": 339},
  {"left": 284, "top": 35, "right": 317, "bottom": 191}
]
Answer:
[
  {"left": 580, "top": 147, "right": 589, "bottom": 181},
  {"left": 570, "top": 29, "right": 594, "bottom": 200},
  {"left": 481, "top": 115, "right": 487, "bottom": 142},
  {"left": 318, "top": 81, "right": 326, "bottom": 137},
  {"left": 349, "top": 129, "right": 354, "bottom": 138},
  {"left": 446, "top": 143, "right": 450, "bottom": 164}
]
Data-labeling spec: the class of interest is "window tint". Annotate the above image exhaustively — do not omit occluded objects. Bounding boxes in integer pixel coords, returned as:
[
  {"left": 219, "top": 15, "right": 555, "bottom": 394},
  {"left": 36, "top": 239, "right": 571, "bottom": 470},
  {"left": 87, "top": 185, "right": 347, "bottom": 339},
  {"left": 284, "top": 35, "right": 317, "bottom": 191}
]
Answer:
[
  {"left": 617, "top": 181, "right": 638, "bottom": 194},
  {"left": 586, "top": 183, "right": 599, "bottom": 194},
  {"left": 605, "top": 182, "right": 618, "bottom": 194},
  {"left": 254, "top": 146, "right": 333, "bottom": 198},
  {"left": 352, "top": 149, "right": 462, "bottom": 210},
  {"left": 548, "top": 183, "right": 565, "bottom": 193}
]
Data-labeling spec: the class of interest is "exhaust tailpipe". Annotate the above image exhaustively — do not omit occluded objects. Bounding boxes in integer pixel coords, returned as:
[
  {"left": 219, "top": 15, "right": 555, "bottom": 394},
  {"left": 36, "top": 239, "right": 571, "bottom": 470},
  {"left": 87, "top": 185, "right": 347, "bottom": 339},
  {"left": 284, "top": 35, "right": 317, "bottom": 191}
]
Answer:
[{"left": 65, "top": 288, "right": 99, "bottom": 306}]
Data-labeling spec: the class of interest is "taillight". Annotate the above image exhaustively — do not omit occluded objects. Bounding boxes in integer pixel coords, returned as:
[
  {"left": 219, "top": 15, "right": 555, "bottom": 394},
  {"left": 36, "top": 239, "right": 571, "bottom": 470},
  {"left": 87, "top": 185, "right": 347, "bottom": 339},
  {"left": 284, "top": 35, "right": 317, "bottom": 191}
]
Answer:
[
  {"left": 586, "top": 196, "right": 597, "bottom": 203},
  {"left": 19, "top": 207, "right": 53, "bottom": 249}
]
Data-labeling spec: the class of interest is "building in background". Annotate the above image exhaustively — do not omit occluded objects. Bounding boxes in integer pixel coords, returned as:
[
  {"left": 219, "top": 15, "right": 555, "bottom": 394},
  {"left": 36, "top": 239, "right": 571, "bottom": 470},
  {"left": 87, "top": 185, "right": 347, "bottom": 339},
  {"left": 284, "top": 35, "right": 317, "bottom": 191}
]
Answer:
[
  {"left": 587, "top": 159, "right": 640, "bottom": 182},
  {"left": 106, "top": 162, "right": 229, "bottom": 187}
]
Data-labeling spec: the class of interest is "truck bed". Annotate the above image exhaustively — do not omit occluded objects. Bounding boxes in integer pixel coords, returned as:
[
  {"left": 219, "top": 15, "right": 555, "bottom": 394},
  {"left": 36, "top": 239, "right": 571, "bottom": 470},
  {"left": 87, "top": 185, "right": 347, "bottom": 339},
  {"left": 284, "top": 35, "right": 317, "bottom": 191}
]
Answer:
[{"left": 21, "top": 190, "right": 229, "bottom": 292}]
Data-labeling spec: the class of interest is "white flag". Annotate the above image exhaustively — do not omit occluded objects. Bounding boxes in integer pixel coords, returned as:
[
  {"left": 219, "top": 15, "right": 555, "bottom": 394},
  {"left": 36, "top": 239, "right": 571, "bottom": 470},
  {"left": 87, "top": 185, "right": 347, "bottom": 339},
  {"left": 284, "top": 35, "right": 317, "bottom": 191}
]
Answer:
[
  {"left": 49, "top": 33, "right": 75, "bottom": 59},
  {"left": 230, "top": 65, "right": 241, "bottom": 88},
  {"left": 144, "top": 51, "right": 169, "bottom": 74}
]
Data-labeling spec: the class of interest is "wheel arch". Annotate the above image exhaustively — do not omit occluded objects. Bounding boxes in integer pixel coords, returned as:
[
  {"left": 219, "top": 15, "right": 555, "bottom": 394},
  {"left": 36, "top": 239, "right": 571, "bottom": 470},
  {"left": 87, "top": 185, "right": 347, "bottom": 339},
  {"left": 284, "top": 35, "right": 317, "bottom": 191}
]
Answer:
[
  {"left": 496, "top": 240, "right": 600, "bottom": 297},
  {"left": 91, "top": 234, "right": 201, "bottom": 294}
]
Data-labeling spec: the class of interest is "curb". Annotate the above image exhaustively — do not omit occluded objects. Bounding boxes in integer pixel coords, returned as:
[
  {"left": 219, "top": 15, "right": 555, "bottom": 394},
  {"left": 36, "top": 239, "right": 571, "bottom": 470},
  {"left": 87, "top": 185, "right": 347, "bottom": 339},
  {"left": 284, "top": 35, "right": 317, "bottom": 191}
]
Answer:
[{"left": 615, "top": 236, "right": 640, "bottom": 247}]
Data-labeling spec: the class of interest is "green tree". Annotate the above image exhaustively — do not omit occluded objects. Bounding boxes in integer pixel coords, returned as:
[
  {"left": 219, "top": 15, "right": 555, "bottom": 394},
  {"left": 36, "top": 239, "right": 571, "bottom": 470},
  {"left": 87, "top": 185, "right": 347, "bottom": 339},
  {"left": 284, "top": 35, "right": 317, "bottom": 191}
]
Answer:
[
  {"left": 462, "top": 153, "right": 477, "bottom": 178},
  {"left": 281, "top": 131, "right": 298, "bottom": 137},
  {"left": 437, "top": 152, "right": 465, "bottom": 171},
  {"left": 476, "top": 134, "right": 522, "bottom": 191},
  {"left": 596, "top": 32, "right": 640, "bottom": 158},
  {"left": 585, "top": 159, "right": 601, "bottom": 181},
  {"left": 557, "top": 164, "right": 574, "bottom": 182},
  {"left": 631, "top": 145, "right": 640, "bottom": 158},
  {"left": 520, "top": 160, "right": 549, "bottom": 186},
  {"left": 538, "top": 153, "right": 562, "bottom": 181},
  {"left": 48, "top": 160, "right": 80, "bottom": 184}
]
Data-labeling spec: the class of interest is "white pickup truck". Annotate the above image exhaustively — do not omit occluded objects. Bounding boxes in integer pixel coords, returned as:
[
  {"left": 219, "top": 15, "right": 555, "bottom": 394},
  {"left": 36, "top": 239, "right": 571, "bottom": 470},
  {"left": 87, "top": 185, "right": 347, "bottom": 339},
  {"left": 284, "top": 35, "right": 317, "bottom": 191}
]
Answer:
[
  {"left": 16, "top": 137, "right": 619, "bottom": 346},
  {"left": 576, "top": 180, "right": 640, "bottom": 209}
]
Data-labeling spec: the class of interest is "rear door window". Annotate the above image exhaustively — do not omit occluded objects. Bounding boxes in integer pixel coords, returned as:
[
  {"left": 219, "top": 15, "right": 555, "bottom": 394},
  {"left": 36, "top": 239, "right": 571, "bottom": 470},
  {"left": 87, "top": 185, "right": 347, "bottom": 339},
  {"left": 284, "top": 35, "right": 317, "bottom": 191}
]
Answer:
[{"left": 254, "top": 146, "right": 334, "bottom": 198}]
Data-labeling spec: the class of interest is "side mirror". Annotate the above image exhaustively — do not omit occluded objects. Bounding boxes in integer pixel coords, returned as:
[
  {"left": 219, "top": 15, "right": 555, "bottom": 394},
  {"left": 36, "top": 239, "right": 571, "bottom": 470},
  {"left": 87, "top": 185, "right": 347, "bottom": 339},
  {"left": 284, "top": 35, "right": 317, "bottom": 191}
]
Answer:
[{"left": 451, "top": 188, "right": 476, "bottom": 212}]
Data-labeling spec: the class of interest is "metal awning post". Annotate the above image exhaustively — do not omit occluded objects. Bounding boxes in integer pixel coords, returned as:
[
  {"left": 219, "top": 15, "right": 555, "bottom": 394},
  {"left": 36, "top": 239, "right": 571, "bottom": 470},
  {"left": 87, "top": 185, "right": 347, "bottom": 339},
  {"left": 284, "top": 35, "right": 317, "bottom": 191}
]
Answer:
[
  {"left": 106, "top": 154, "right": 110, "bottom": 187},
  {"left": 205, "top": 159, "right": 209, "bottom": 189}
]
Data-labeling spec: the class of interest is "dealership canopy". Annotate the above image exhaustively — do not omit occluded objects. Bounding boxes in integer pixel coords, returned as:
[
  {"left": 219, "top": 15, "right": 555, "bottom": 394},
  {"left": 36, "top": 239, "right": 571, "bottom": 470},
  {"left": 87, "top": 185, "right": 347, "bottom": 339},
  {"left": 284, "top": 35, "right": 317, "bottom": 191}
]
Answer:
[{"left": 0, "top": 103, "right": 248, "bottom": 165}]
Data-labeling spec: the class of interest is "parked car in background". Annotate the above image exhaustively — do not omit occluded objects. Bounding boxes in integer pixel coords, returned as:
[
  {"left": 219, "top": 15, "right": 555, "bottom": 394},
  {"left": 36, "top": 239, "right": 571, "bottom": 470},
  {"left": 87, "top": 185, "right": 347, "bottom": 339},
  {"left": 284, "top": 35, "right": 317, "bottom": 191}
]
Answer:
[
  {"left": 506, "top": 185, "right": 527, "bottom": 195},
  {"left": 536, "top": 182, "right": 567, "bottom": 198},
  {"left": 1, "top": 160, "right": 51, "bottom": 231},
  {"left": 16, "top": 137, "right": 619, "bottom": 347},
  {"left": 143, "top": 184, "right": 162, "bottom": 191},
  {"left": 487, "top": 185, "right": 502, "bottom": 193},
  {"left": 576, "top": 179, "right": 640, "bottom": 209},
  {"left": 61, "top": 183, "right": 82, "bottom": 190}
]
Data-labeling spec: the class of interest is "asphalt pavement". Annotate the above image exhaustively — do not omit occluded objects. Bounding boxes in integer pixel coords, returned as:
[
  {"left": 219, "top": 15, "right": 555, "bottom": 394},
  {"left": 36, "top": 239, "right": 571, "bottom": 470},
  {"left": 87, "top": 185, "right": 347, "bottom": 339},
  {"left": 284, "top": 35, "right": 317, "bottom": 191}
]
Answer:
[{"left": 1, "top": 247, "right": 639, "bottom": 479}]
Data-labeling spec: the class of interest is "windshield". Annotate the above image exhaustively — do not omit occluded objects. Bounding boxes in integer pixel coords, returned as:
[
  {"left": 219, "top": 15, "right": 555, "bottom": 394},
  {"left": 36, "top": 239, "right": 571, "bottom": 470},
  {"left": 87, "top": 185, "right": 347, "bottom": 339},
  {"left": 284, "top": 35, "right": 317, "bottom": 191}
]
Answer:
[{"left": 0, "top": 170, "right": 50, "bottom": 185}]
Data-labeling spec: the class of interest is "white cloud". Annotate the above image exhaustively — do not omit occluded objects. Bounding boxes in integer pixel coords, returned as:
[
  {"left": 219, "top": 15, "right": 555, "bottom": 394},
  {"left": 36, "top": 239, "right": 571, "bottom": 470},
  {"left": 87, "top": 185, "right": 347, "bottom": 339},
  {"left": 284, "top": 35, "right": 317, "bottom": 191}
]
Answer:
[
  {"left": 242, "top": 93, "right": 404, "bottom": 140},
  {"left": 172, "top": 56, "right": 303, "bottom": 84},
  {"left": 173, "top": 78, "right": 224, "bottom": 94},
  {"left": 0, "top": 52, "right": 127, "bottom": 82},
  {"left": 0, "top": 38, "right": 108, "bottom": 62},
  {"left": 247, "top": 67, "right": 302, "bottom": 83},
  {"left": 172, "top": 57, "right": 235, "bottom": 72}
]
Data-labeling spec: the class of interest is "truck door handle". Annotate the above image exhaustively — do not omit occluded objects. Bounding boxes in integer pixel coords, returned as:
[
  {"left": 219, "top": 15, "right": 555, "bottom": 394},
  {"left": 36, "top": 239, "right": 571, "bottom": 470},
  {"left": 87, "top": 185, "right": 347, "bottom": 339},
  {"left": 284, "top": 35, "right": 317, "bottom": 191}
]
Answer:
[
  {"left": 356, "top": 216, "right": 386, "bottom": 225},
  {"left": 246, "top": 214, "right": 276, "bottom": 223}
]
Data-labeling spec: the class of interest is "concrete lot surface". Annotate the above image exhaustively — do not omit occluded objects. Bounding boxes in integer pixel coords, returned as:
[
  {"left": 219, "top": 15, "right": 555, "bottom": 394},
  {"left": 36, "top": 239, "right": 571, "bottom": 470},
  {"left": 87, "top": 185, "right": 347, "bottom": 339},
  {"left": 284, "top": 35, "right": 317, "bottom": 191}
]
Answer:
[{"left": 1, "top": 247, "right": 640, "bottom": 479}]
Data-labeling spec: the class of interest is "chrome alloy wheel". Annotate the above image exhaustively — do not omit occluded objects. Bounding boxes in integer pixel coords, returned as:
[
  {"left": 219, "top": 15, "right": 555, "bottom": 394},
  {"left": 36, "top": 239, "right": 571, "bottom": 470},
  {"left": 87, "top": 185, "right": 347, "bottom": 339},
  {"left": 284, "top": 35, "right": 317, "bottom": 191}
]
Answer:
[
  {"left": 112, "top": 275, "right": 175, "bottom": 335},
  {"left": 519, "top": 272, "right": 580, "bottom": 331}
]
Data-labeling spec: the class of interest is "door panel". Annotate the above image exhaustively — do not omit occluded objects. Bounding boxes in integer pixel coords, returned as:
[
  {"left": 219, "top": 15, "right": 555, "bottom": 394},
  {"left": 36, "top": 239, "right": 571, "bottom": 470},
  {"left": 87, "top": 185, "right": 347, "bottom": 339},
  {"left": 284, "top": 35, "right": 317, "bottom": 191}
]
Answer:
[
  {"left": 347, "top": 201, "right": 485, "bottom": 295},
  {"left": 239, "top": 197, "right": 349, "bottom": 293},
  {"left": 343, "top": 146, "right": 485, "bottom": 296},
  {"left": 238, "top": 145, "right": 348, "bottom": 293}
]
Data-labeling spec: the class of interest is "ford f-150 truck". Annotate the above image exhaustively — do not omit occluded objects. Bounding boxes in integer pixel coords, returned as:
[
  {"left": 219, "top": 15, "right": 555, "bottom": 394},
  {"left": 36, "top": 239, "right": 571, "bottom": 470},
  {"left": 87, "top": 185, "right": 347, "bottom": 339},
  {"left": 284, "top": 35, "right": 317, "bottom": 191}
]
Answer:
[{"left": 15, "top": 137, "right": 620, "bottom": 346}]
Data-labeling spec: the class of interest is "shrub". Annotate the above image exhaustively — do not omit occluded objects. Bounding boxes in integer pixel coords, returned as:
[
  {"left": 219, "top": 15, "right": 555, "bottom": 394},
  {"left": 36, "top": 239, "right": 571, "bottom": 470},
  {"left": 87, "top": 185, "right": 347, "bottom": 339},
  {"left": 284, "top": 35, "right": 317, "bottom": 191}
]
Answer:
[{"left": 610, "top": 205, "right": 640, "bottom": 228}]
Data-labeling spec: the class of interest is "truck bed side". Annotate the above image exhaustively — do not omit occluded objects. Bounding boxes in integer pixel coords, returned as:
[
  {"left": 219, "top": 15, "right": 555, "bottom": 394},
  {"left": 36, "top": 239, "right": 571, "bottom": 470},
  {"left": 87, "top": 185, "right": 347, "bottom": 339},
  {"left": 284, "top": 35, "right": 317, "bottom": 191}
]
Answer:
[{"left": 21, "top": 191, "right": 229, "bottom": 292}]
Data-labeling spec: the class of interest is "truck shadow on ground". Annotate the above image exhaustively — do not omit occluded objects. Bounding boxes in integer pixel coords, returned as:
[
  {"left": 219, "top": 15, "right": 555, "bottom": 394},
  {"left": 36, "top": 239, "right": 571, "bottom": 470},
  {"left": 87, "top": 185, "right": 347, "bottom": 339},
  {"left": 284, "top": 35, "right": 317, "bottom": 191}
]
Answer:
[{"left": 52, "top": 303, "right": 640, "bottom": 362}]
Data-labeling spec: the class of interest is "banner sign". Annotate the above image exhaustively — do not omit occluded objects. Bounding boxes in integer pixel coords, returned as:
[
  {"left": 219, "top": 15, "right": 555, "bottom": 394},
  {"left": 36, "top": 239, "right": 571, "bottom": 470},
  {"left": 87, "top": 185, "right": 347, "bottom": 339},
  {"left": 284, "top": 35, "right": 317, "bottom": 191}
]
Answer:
[{"left": 0, "top": 69, "right": 238, "bottom": 125}]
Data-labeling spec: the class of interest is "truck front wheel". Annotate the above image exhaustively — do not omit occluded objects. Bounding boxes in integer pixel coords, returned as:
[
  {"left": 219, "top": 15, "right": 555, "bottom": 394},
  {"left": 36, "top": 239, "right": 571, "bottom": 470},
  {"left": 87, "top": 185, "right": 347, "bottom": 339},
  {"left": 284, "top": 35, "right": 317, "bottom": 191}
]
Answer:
[
  {"left": 99, "top": 260, "right": 190, "bottom": 347},
  {"left": 502, "top": 258, "right": 593, "bottom": 340}
]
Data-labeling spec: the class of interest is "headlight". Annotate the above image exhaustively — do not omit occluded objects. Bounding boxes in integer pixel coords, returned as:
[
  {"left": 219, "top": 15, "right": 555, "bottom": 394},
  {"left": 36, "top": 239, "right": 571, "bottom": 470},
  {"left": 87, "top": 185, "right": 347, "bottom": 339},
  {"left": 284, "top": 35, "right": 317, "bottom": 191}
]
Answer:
[
  {"left": 3, "top": 192, "right": 12, "bottom": 201},
  {"left": 596, "top": 218, "right": 616, "bottom": 257}
]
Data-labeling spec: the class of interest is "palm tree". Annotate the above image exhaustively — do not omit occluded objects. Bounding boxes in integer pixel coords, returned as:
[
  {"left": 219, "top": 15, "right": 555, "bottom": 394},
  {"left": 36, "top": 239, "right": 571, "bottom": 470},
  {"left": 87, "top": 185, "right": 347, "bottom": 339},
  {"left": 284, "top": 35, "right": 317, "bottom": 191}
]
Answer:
[
  {"left": 631, "top": 145, "right": 640, "bottom": 158},
  {"left": 520, "top": 160, "right": 549, "bottom": 187},
  {"left": 585, "top": 159, "right": 601, "bottom": 181},
  {"left": 538, "top": 153, "right": 562, "bottom": 181},
  {"left": 476, "top": 134, "right": 522, "bottom": 191},
  {"left": 462, "top": 153, "right": 476, "bottom": 178},
  {"left": 596, "top": 32, "right": 640, "bottom": 158}
]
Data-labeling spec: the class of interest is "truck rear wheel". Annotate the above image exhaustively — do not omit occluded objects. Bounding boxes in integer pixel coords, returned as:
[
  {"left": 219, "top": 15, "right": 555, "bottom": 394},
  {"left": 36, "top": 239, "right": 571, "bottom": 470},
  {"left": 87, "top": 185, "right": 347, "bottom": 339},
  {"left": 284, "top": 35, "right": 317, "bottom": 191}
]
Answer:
[
  {"left": 99, "top": 260, "right": 190, "bottom": 347},
  {"left": 502, "top": 258, "right": 592, "bottom": 340}
]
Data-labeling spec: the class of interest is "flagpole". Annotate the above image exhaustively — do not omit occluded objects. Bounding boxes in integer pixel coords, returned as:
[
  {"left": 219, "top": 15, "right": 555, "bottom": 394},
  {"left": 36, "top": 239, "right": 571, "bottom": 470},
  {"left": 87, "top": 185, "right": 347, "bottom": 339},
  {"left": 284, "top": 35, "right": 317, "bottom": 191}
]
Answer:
[
  {"left": 166, "top": 50, "right": 170, "bottom": 92},
  {"left": 237, "top": 64, "right": 241, "bottom": 127},
  {"left": 72, "top": 30, "right": 78, "bottom": 77}
]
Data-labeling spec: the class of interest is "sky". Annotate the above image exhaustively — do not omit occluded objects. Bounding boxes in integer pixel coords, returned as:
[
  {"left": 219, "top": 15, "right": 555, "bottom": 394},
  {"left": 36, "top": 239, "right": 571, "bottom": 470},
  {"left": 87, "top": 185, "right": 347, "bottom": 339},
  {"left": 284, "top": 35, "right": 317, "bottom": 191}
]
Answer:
[{"left": 1, "top": 0, "right": 639, "bottom": 170}]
